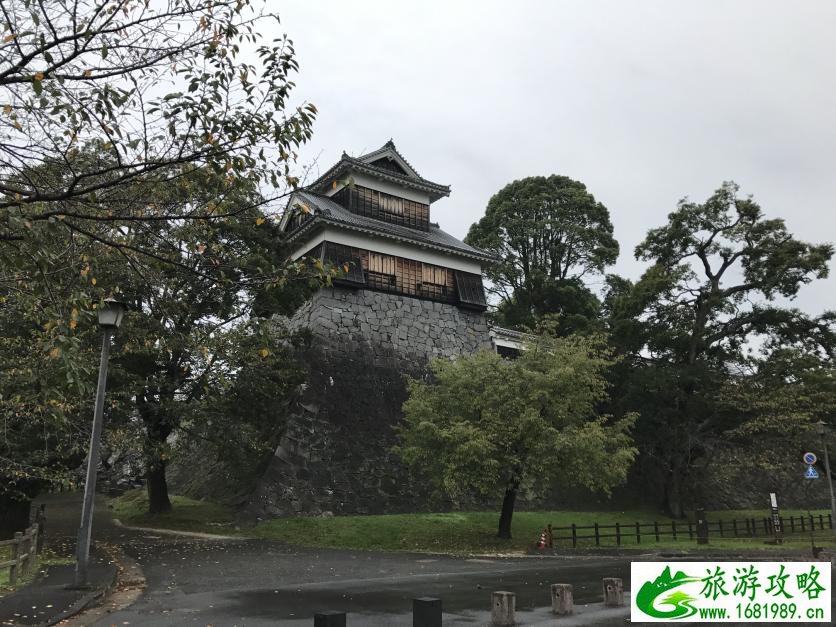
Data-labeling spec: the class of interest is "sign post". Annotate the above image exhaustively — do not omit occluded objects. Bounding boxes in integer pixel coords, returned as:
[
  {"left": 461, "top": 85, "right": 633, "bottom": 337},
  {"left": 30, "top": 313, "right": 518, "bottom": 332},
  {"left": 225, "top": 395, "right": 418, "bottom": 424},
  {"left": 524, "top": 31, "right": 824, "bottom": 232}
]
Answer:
[{"left": 769, "top": 492, "right": 782, "bottom": 543}]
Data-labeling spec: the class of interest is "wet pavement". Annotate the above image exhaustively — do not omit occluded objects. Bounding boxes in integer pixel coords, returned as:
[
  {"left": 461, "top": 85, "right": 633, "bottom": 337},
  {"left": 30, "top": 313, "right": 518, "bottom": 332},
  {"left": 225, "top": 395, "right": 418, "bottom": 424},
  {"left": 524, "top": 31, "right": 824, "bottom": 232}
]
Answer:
[
  {"left": 99, "top": 542, "right": 631, "bottom": 625},
  {"left": 5, "top": 493, "right": 636, "bottom": 625}
]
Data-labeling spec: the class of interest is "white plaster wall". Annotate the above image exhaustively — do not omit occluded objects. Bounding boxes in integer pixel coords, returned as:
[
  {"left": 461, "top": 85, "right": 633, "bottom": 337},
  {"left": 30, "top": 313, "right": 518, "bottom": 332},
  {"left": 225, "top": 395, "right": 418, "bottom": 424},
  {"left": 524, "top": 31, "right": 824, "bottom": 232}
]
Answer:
[{"left": 290, "top": 226, "right": 484, "bottom": 274}]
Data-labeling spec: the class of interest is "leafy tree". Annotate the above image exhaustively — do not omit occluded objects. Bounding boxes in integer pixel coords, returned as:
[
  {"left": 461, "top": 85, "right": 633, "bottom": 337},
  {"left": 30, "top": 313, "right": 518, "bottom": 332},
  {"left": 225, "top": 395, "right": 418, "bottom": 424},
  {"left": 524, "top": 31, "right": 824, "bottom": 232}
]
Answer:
[
  {"left": 609, "top": 181, "right": 833, "bottom": 516},
  {"left": 95, "top": 171, "right": 320, "bottom": 513},
  {"left": 395, "top": 331, "right": 636, "bottom": 539},
  {"left": 465, "top": 175, "right": 618, "bottom": 330},
  {"left": 1, "top": 0, "right": 315, "bottom": 252},
  {"left": 0, "top": 226, "right": 100, "bottom": 535}
]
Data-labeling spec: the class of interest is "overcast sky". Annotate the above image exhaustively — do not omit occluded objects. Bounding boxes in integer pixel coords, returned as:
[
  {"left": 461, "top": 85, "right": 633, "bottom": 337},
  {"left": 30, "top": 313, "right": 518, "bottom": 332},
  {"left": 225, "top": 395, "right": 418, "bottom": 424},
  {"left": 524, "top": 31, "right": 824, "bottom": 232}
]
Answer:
[{"left": 277, "top": 0, "right": 835, "bottom": 316}]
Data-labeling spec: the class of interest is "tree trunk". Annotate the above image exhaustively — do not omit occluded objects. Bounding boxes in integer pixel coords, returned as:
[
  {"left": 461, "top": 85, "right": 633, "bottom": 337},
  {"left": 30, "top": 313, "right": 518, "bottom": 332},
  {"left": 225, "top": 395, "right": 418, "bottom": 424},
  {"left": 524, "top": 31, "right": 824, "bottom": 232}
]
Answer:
[
  {"left": 146, "top": 460, "right": 172, "bottom": 514},
  {"left": 0, "top": 494, "right": 31, "bottom": 539},
  {"left": 497, "top": 485, "right": 518, "bottom": 539},
  {"left": 662, "top": 471, "right": 684, "bottom": 519},
  {"left": 137, "top": 389, "right": 174, "bottom": 515}
]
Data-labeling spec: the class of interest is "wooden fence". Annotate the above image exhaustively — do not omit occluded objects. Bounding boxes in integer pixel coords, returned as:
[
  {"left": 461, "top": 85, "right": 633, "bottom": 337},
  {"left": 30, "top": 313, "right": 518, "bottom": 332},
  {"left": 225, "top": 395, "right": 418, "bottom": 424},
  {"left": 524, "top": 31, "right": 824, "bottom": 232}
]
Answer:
[
  {"left": 550, "top": 513, "right": 834, "bottom": 548},
  {"left": 1, "top": 508, "right": 44, "bottom": 586}
]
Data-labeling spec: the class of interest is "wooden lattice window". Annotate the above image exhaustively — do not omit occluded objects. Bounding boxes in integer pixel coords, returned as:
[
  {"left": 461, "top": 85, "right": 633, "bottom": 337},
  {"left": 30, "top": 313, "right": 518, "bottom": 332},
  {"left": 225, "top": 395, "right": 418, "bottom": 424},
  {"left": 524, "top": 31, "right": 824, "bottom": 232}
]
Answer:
[
  {"left": 332, "top": 185, "right": 430, "bottom": 230},
  {"left": 454, "top": 271, "right": 487, "bottom": 308}
]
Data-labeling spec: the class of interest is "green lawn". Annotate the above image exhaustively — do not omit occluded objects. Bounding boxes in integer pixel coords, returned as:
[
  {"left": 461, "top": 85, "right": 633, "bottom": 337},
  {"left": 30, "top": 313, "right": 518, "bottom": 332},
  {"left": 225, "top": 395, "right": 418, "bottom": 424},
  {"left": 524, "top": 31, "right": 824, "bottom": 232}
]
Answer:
[
  {"left": 110, "top": 489, "right": 244, "bottom": 535},
  {"left": 0, "top": 546, "right": 9, "bottom": 587},
  {"left": 111, "top": 490, "right": 834, "bottom": 555},
  {"left": 0, "top": 545, "right": 72, "bottom": 596}
]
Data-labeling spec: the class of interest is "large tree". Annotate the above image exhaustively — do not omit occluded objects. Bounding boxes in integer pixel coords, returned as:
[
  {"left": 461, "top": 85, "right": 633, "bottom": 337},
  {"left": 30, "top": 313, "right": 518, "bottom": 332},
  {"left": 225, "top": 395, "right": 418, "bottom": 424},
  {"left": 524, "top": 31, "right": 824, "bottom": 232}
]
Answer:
[
  {"left": 1, "top": 1, "right": 315, "bottom": 242},
  {"left": 395, "top": 330, "right": 636, "bottom": 539},
  {"left": 94, "top": 170, "right": 321, "bottom": 513},
  {"left": 465, "top": 175, "right": 618, "bottom": 331},
  {"left": 608, "top": 181, "right": 833, "bottom": 516}
]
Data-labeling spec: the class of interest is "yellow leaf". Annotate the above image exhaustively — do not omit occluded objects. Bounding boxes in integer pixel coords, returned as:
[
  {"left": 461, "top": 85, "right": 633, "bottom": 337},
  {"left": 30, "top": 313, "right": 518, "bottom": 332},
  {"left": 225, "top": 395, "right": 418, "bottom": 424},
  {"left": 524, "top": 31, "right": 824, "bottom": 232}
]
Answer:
[
  {"left": 343, "top": 263, "right": 350, "bottom": 273},
  {"left": 91, "top": 277, "right": 97, "bottom": 285},
  {"left": 3, "top": 33, "right": 15, "bottom": 43},
  {"left": 69, "top": 320, "right": 77, "bottom": 330},
  {"left": 258, "top": 348, "right": 269, "bottom": 358},
  {"left": 256, "top": 217, "right": 265, "bottom": 225},
  {"left": 49, "top": 347, "right": 61, "bottom": 359},
  {"left": 2, "top": 105, "right": 10, "bottom": 114},
  {"left": 83, "top": 69, "right": 93, "bottom": 77},
  {"left": 33, "top": 72, "right": 44, "bottom": 81},
  {"left": 299, "top": 203, "right": 310, "bottom": 214},
  {"left": 332, "top": 180, "right": 337, "bottom": 190},
  {"left": 71, "top": 308, "right": 79, "bottom": 319}
]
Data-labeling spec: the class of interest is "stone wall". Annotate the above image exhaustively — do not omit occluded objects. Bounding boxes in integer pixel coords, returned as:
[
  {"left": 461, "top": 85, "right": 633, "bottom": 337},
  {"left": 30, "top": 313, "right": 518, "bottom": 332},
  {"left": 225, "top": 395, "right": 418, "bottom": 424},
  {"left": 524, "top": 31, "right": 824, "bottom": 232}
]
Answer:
[
  {"left": 244, "top": 286, "right": 493, "bottom": 518},
  {"left": 287, "top": 287, "right": 492, "bottom": 362}
]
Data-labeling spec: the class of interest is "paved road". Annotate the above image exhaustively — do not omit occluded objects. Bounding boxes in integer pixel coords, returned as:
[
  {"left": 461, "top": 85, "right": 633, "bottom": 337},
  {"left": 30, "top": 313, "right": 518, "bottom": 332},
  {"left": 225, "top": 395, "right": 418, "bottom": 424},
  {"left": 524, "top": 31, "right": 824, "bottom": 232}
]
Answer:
[
  {"left": 32, "top": 493, "right": 632, "bottom": 625},
  {"left": 100, "top": 540, "right": 630, "bottom": 625}
]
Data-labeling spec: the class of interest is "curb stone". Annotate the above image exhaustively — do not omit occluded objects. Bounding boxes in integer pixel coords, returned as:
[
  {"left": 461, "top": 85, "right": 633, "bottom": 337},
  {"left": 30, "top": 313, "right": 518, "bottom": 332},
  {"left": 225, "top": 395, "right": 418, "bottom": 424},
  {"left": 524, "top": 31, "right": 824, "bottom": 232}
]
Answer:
[{"left": 111, "top": 518, "right": 246, "bottom": 541}]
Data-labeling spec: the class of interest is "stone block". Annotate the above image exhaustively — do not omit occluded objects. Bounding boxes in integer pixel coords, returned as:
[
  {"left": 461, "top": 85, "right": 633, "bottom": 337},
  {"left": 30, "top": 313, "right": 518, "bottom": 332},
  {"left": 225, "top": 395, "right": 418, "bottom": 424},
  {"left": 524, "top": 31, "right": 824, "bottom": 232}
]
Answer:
[
  {"left": 314, "top": 611, "right": 346, "bottom": 627},
  {"left": 491, "top": 591, "right": 515, "bottom": 626},
  {"left": 551, "top": 583, "right": 573, "bottom": 615},
  {"left": 413, "top": 597, "right": 442, "bottom": 627},
  {"left": 603, "top": 577, "right": 623, "bottom": 607}
]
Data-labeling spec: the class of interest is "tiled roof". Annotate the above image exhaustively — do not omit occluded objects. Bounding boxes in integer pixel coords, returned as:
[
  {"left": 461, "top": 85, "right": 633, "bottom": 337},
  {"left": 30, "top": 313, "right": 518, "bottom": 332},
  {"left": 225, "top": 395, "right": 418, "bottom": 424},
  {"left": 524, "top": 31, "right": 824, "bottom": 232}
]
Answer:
[
  {"left": 288, "top": 192, "right": 497, "bottom": 263},
  {"left": 307, "top": 145, "right": 450, "bottom": 202}
]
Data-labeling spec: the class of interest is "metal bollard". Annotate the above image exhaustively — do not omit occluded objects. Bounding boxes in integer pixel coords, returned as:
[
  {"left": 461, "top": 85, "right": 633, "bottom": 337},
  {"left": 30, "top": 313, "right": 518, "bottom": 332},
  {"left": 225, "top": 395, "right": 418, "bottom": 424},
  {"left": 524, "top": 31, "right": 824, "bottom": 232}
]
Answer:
[
  {"left": 491, "top": 591, "right": 515, "bottom": 626},
  {"left": 551, "top": 583, "right": 574, "bottom": 615},
  {"left": 603, "top": 577, "right": 624, "bottom": 607},
  {"left": 413, "top": 596, "right": 442, "bottom": 627},
  {"left": 314, "top": 611, "right": 346, "bottom": 627}
]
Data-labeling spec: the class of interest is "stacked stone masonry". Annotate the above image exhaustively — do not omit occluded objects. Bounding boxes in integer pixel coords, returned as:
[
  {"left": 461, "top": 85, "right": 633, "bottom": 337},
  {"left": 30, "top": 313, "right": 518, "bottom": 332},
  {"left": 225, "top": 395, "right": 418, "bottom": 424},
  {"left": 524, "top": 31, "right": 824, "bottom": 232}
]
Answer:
[{"left": 245, "top": 287, "right": 493, "bottom": 518}]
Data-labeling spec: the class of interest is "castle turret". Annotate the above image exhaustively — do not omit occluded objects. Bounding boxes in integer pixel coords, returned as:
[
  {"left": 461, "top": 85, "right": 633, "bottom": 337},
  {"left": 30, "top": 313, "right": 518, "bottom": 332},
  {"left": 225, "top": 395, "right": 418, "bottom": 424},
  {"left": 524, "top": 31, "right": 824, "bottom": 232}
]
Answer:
[
  {"left": 280, "top": 140, "right": 494, "bottom": 314},
  {"left": 247, "top": 142, "right": 498, "bottom": 518}
]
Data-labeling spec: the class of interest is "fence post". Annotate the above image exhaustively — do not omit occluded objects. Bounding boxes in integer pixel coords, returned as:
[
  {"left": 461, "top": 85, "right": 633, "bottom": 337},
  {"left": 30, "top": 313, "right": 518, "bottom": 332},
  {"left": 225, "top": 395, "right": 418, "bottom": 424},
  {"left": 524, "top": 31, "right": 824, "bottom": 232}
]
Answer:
[
  {"left": 672, "top": 521, "right": 677, "bottom": 541},
  {"left": 718, "top": 520, "right": 724, "bottom": 538},
  {"left": 593, "top": 522, "right": 599, "bottom": 547},
  {"left": 654, "top": 521, "right": 660, "bottom": 542},
  {"left": 801, "top": 516, "right": 806, "bottom": 532},
  {"left": 615, "top": 523, "right": 621, "bottom": 547},
  {"left": 21, "top": 531, "right": 31, "bottom": 576},
  {"left": 688, "top": 522, "right": 693, "bottom": 540},
  {"left": 808, "top": 514, "right": 815, "bottom": 531},
  {"left": 571, "top": 524, "right": 577, "bottom": 549},
  {"left": 762, "top": 518, "right": 769, "bottom": 535},
  {"left": 818, "top": 514, "right": 824, "bottom": 530},
  {"left": 9, "top": 532, "right": 21, "bottom": 585},
  {"left": 696, "top": 509, "right": 708, "bottom": 544},
  {"left": 790, "top": 516, "right": 795, "bottom": 533},
  {"left": 829, "top": 514, "right": 833, "bottom": 530},
  {"left": 751, "top": 518, "right": 757, "bottom": 536},
  {"left": 733, "top": 520, "right": 738, "bottom": 537},
  {"left": 635, "top": 522, "right": 641, "bottom": 545},
  {"left": 29, "top": 526, "right": 39, "bottom": 572},
  {"left": 35, "top": 504, "right": 46, "bottom": 553}
]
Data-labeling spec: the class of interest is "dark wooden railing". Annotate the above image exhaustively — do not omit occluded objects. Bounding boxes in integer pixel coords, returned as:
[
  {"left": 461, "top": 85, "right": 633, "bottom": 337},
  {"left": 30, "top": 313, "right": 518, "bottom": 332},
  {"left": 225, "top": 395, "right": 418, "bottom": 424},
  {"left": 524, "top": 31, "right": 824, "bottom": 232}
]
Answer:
[
  {"left": 548, "top": 513, "right": 833, "bottom": 548},
  {"left": 1, "top": 524, "right": 41, "bottom": 585}
]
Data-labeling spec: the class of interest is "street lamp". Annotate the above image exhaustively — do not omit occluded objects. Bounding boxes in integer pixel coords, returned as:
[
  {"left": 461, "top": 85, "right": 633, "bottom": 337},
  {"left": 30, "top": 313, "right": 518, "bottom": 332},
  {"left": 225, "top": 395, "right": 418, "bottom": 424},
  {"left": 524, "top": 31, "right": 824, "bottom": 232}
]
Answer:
[
  {"left": 74, "top": 298, "right": 127, "bottom": 586},
  {"left": 814, "top": 420, "right": 836, "bottom": 535}
]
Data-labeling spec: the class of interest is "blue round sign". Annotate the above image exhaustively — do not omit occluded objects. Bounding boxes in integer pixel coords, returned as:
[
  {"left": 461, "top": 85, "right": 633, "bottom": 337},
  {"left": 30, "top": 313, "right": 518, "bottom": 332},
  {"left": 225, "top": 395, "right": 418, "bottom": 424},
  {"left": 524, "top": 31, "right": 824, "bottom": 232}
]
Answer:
[{"left": 803, "top": 452, "right": 817, "bottom": 465}]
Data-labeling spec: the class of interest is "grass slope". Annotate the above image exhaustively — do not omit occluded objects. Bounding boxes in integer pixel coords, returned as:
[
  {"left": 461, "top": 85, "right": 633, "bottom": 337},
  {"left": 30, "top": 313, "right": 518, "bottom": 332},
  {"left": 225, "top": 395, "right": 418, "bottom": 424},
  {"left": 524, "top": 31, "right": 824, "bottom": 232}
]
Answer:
[
  {"left": 111, "top": 490, "right": 834, "bottom": 555},
  {"left": 111, "top": 489, "right": 243, "bottom": 535}
]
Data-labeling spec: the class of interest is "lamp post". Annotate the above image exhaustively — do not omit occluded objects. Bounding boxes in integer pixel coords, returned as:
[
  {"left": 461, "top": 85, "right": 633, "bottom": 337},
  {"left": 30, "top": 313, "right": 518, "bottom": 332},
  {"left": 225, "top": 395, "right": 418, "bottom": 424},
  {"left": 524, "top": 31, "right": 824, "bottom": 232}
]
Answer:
[
  {"left": 74, "top": 298, "right": 126, "bottom": 587},
  {"left": 814, "top": 420, "right": 836, "bottom": 535}
]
